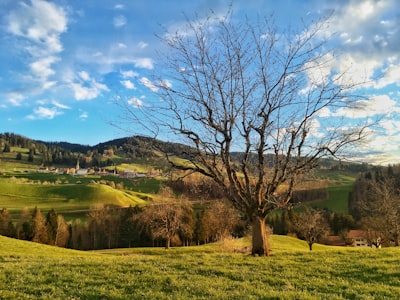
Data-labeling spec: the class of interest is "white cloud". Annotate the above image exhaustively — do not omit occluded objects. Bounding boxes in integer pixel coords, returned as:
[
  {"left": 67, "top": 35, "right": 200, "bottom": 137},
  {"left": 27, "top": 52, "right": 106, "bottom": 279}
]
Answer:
[
  {"left": 6, "top": 92, "right": 25, "bottom": 107},
  {"left": 375, "top": 61, "right": 400, "bottom": 89},
  {"left": 133, "top": 58, "right": 154, "bottom": 69},
  {"left": 65, "top": 70, "right": 109, "bottom": 100},
  {"left": 7, "top": 0, "right": 67, "bottom": 55},
  {"left": 121, "top": 70, "right": 139, "bottom": 78},
  {"left": 114, "top": 4, "right": 124, "bottom": 10},
  {"left": 332, "top": 54, "right": 381, "bottom": 88},
  {"left": 139, "top": 77, "right": 158, "bottom": 92},
  {"left": 128, "top": 97, "right": 144, "bottom": 108},
  {"left": 79, "top": 111, "right": 88, "bottom": 120},
  {"left": 317, "top": 0, "right": 399, "bottom": 90},
  {"left": 120, "top": 80, "right": 136, "bottom": 90},
  {"left": 160, "top": 79, "right": 172, "bottom": 89},
  {"left": 301, "top": 53, "right": 335, "bottom": 93},
  {"left": 29, "top": 56, "right": 58, "bottom": 79},
  {"left": 113, "top": 15, "right": 127, "bottom": 28},
  {"left": 52, "top": 100, "right": 70, "bottom": 109},
  {"left": 71, "top": 81, "right": 109, "bottom": 101},
  {"left": 78, "top": 71, "right": 90, "bottom": 81},
  {"left": 138, "top": 41, "right": 148, "bottom": 49},
  {"left": 6, "top": 0, "right": 68, "bottom": 100},
  {"left": 27, "top": 106, "right": 63, "bottom": 120},
  {"left": 316, "top": 107, "right": 332, "bottom": 118},
  {"left": 332, "top": 95, "right": 400, "bottom": 118}
]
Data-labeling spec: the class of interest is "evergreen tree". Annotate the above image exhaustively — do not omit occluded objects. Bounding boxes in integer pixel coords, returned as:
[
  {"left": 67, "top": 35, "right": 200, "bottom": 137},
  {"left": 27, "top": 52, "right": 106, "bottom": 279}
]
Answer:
[
  {"left": 17, "top": 207, "right": 33, "bottom": 240},
  {"left": 46, "top": 208, "right": 58, "bottom": 245},
  {"left": 55, "top": 214, "right": 69, "bottom": 247},
  {"left": 0, "top": 208, "right": 16, "bottom": 238},
  {"left": 31, "top": 207, "right": 48, "bottom": 244},
  {"left": 3, "top": 143, "right": 10, "bottom": 152}
]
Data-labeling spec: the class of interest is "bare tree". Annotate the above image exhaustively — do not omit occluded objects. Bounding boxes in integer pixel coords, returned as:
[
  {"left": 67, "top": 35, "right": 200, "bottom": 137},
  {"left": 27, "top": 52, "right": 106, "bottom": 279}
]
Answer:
[
  {"left": 55, "top": 214, "right": 69, "bottom": 247},
  {"left": 293, "top": 208, "right": 330, "bottom": 251},
  {"left": 356, "top": 178, "right": 400, "bottom": 247},
  {"left": 137, "top": 199, "right": 194, "bottom": 249},
  {"left": 123, "top": 13, "right": 370, "bottom": 255},
  {"left": 199, "top": 200, "right": 241, "bottom": 243}
]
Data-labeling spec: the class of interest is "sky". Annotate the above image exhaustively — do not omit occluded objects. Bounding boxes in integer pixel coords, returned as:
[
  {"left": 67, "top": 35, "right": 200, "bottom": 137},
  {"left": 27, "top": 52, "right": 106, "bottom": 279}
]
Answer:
[{"left": 1, "top": 0, "right": 400, "bottom": 164}]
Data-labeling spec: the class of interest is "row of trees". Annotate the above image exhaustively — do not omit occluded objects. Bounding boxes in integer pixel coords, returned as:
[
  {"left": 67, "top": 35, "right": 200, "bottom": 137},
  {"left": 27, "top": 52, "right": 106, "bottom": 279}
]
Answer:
[
  {"left": 1, "top": 199, "right": 360, "bottom": 252},
  {"left": 0, "top": 199, "right": 244, "bottom": 250}
]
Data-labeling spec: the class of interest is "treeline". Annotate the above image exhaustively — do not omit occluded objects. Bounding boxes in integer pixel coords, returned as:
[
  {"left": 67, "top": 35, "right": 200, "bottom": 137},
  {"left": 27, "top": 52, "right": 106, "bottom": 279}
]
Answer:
[
  {"left": 348, "top": 166, "right": 400, "bottom": 247},
  {"left": 266, "top": 209, "right": 355, "bottom": 237},
  {"left": 0, "top": 199, "right": 245, "bottom": 250}
]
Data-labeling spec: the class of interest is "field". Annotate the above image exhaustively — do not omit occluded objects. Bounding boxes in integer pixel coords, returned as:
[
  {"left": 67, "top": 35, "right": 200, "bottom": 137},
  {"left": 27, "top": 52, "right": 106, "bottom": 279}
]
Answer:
[
  {"left": 1, "top": 235, "right": 399, "bottom": 299},
  {"left": 0, "top": 175, "right": 157, "bottom": 220}
]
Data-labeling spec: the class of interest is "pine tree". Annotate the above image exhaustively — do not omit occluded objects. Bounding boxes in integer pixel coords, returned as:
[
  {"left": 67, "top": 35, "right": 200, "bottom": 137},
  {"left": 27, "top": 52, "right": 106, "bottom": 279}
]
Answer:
[
  {"left": 46, "top": 208, "right": 58, "bottom": 245},
  {"left": 0, "top": 208, "right": 16, "bottom": 238},
  {"left": 17, "top": 207, "right": 33, "bottom": 240},
  {"left": 31, "top": 207, "right": 48, "bottom": 244}
]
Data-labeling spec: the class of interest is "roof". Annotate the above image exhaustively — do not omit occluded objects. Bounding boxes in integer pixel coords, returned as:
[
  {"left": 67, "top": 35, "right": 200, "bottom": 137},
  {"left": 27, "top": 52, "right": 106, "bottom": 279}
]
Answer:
[{"left": 347, "top": 230, "right": 366, "bottom": 239}]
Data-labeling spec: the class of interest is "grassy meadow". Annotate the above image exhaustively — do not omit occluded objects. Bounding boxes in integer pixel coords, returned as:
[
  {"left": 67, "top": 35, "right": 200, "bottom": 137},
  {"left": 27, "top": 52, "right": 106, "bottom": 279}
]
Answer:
[{"left": 1, "top": 235, "right": 399, "bottom": 299}]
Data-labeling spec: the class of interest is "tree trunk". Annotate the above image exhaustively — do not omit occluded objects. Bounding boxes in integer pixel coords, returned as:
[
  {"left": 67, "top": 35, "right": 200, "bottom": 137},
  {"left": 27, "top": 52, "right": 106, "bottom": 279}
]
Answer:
[
  {"left": 251, "top": 217, "right": 270, "bottom": 256},
  {"left": 308, "top": 242, "right": 313, "bottom": 251},
  {"left": 165, "top": 237, "right": 171, "bottom": 249}
]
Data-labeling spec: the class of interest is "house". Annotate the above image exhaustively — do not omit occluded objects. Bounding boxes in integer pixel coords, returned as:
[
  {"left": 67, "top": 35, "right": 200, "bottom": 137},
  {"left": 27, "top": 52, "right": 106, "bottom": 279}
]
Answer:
[
  {"left": 347, "top": 230, "right": 369, "bottom": 247},
  {"left": 76, "top": 168, "right": 88, "bottom": 176},
  {"left": 325, "top": 235, "right": 346, "bottom": 247}
]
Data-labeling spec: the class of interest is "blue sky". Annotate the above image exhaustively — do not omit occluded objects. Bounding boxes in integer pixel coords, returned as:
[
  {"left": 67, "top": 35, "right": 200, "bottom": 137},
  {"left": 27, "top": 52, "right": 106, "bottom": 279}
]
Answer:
[{"left": 1, "top": 0, "right": 400, "bottom": 164}]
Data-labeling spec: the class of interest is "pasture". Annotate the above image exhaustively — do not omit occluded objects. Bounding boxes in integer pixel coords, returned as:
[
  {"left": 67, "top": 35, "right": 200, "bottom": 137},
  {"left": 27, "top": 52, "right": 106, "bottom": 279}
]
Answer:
[{"left": 0, "top": 235, "right": 399, "bottom": 299}]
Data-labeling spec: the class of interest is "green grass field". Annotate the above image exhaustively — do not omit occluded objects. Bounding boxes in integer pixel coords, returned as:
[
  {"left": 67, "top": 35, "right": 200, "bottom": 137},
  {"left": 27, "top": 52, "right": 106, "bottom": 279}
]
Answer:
[
  {"left": 0, "top": 235, "right": 399, "bottom": 299},
  {"left": 0, "top": 176, "right": 150, "bottom": 220}
]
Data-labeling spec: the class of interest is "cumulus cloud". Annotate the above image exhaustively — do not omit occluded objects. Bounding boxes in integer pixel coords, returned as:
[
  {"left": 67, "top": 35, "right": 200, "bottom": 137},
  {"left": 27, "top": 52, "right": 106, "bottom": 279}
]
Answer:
[
  {"left": 121, "top": 70, "right": 139, "bottom": 78},
  {"left": 318, "top": 0, "right": 399, "bottom": 89},
  {"left": 70, "top": 81, "right": 109, "bottom": 101},
  {"left": 127, "top": 97, "right": 144, "bottom": 108},
  {"left": 120, "top": 80, "right": 136, "bottom": 89},
  {"left": 27, "top": 106, "right": 63, "bottom": 120},
  {"left": 133, "top": 58, "right": 154, "bottom": 69},
  {"left": 78, "top": 71, "right": 90, "bottom": 81},
  {"left": 139, "top": 77, "right": 158, "bottom": 92},
  {"left": 29, "top": 56, "right": 59, "bottom": 79},
  {"left": 7, "top": 0, "right": 67, "bottom": 55},
  {"left": 68, "top": 70, "right": 109, "bottom": 101}
]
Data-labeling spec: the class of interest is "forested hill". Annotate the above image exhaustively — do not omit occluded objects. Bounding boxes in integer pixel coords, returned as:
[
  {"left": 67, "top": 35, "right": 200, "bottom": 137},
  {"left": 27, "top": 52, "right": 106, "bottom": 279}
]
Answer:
[
  {"left": 0, "top": 132, "right": 193, "bottom": 164},
  {"left": 0, "top": 132, "right": 371, "bottom": 172}
]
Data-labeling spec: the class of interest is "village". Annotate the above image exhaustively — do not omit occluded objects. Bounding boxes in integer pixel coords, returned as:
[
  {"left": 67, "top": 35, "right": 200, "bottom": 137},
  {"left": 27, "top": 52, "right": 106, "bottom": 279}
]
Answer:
[{"left": 37, "top": 159, "right": 159, "bottom": 178}]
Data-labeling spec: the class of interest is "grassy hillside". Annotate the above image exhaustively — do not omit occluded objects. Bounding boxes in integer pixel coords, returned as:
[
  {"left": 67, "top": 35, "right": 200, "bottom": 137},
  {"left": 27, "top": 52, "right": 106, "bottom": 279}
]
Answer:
[
  {"left": 0, "top": 176, "right": 151, "bottom": 220},
  {"left": 0, "top": 235, "right": 399, "bottom": 299}
]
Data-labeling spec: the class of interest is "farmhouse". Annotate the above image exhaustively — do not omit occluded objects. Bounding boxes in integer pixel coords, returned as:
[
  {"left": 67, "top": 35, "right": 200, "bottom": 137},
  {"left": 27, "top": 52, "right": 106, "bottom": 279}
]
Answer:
[{"left": 347, "top": 230, "right": 369, "bottom": 247}]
